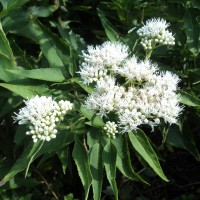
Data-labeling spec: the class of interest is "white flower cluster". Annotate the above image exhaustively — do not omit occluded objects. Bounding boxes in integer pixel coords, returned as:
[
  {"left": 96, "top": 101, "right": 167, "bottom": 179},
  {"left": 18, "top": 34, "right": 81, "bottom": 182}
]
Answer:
[
  {"left": 13, "top": 96, "right": 73, "bottom": 142},
  {"left": 78, "top": 41, "right": 129, "bottom": 84},
  {"left": 103, "top": 121, "right": 118, "bottom": 138},
  {"left": 79, "top": 41, "right": 182, "bottom": 134},
  {"left": 137, "top": 18, "right": 175, "bottom": 50}
]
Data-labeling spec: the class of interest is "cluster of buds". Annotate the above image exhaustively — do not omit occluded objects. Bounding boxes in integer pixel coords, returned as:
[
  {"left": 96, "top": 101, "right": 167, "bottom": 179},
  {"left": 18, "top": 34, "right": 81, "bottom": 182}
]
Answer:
[
  {"left": 137, "top": 18, "right": 175, "bottom": 50},
  {"left": 13, "top": 96, "right": 73, "bottom": 142},
  {"left": 103, "top": 121, "right": 118, "bottom": 139}
]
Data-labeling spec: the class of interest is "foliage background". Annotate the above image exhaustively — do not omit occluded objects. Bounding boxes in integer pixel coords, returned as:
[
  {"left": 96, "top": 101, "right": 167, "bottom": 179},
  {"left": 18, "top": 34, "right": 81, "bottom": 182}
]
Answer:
[{"left": 0, "top": 0, "right": 200, "bottom": 199}]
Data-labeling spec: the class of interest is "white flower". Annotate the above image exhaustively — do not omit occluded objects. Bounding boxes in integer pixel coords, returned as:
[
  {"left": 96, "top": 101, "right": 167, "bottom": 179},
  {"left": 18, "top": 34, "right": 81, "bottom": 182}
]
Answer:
[
  {"left": 117, "top": 57, "right": 157, "bottom": 82},
  {"left": 84, "top": 76, "right": 125, "bottom": 116},
  {"left": 103, "top": 121, "right": 118, "bottom": 138},
  {"left": 82, "top": 41, "right": 129, "bottom": 67},
  {"left": 13, "top": 96, "right": 73, "bottom": 142},
  {"left": 137, "top": 18, "right": 175, "bottom": 50},
  {"left": 79, "top": 40, "right": 182, "bottom": 134},
  {"left": 78, "top": 41, "right": 129, "bottom": 84}
]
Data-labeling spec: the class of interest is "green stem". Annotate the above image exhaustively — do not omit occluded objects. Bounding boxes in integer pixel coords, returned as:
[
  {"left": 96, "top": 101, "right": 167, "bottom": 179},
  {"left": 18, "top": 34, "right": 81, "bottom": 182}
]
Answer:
[
  {"left": 132, "top": 39, "right": 139, "bottom": 52},
  {"left": 145, "top": 49, "right": 153, "bottom": 60},
  {"left": 59, "top": 116, "right": 85, "bottom": 130}
]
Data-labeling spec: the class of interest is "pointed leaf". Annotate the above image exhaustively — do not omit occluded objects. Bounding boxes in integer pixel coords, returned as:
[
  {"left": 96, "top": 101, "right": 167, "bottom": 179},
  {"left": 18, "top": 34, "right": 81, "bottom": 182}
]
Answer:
[
  {"left": 166, "top": 125, "right": 199, "bottom": 160},
  {"left": 72, "top": 136, "right": 92, "bottom": 200},
  {"left": 7, "top": 68, "right": 66, "bottom": 82},
  {"left": 128, "top": 130, "right": 168, "bottom": 181},
  {"left": 80, "top": 105, "right": 105, "bottom": 127},
  {"left": 98, "top": 9, "right": 119, "bottom": 41},
  {"left": 57, "top": 147, "right": 70, "bottom": 174},
  {"left": 89, "top": 143, "right": 103, "bottom": 200},
  {"left": 9, "top": 18, "right": 71, "bottom": 76},
  {"left": 0, "top": 22, "right": 18, "bottom": 82},
  {"left": 102, "top": 141, "right": 118, "bottom": 200},
  {"left": 112, "top": 135, "right": 147, "bottom": 184},
  {"left": 71, "top": 77, "right": 94, "bottom": 94},
  {"left": 0, "top": 82, "right": 49, "bottom": 98},
  {"left": 184, "top": 8, "right": 200, "bottom": 56},
  {"left": 0, "top": 0, "right": 29, "bottom": 18},
  {"left": 0, "top": 141, "right": 43, "bottom": 186},
  {"left": 178, "top": 90, "right": 200, "bottom": 107}
]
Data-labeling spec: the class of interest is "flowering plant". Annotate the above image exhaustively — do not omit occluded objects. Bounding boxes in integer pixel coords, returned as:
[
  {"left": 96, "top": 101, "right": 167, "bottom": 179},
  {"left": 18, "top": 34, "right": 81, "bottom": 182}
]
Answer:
[{"left": 0, "top": 1, "right": 199, "bottom": 200}]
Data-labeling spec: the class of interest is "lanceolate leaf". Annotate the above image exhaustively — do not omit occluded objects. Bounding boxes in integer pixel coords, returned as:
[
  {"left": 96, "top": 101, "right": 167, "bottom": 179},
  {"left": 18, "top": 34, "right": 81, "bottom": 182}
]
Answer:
[
  {"left": 89, "top": 143, "right": 103, "bottom": 200},
  {"left": 71, "top": 77, "right": 94, "bottom": 94},
  {"left": 166, "top": 125, "right": 199, "bottom": 160},
  {"left": 0, "top": 22, "right": 17, "bottom": 82},
  {"left": 0, "top": 23, "right": 13, "bottom": 58},
  {"left": 9, "top": 17, "right": 71, "bottom": 76},
  {"left": 184, "top": 8, "right": 200, "bottom": 56},
  {"left": 102, "top": 141, "right": 118, "bottom": 200},
  {"left": 80, "top": 105, "right": 105, "bottom": 127},
  {"left": 0, "top": 82, "right": 49, "bottom": 98},
  {"left": 128, "top": 130, "right": 168, "bottom": 181},
  {"left": 7, "top": 68, "right": 66, "bottom": 82},
  {"left": 112, "top": 135, "right": 148, "bottom": 184},
  {"left": 72, "top": 135, "right": 92, "bottom": 200},
  {"left": 0, "top": 0, "right": 29, "bottom": 18},
  {"left": 178, "top": 90, "right": 200, "bottom": 107},
  {"left": 98, "top": 9, "right": 119, "bottom": 41},
  {"left": 0, "top": 141, "right": 43, "bottom": 186}
]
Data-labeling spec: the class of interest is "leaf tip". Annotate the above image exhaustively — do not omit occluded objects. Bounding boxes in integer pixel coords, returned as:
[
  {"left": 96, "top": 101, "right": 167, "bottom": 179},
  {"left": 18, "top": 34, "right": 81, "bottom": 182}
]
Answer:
[{"left": 0, "top": 180, "right": 4, "bottom": 187}]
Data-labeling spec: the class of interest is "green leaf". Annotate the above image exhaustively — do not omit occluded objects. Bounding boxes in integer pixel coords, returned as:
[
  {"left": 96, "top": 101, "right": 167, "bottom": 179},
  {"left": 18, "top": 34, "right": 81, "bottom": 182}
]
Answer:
[
  {"left": 56, "top": 25, "right": 85, "bottom": 51},
  {"left": 2, "top": 9, "right": 29, "bottom": 33},
  {"left": 0, "top": 23, "right": 13, "bottom": 58},
  {"left": 0, "top": 54, "right": 17, "bottom": 82},
  {"left": 188, "top": 69, "right": 200, "bottom": 85},
  {"left": 72, "top": 135, "right": 92, "bottom": 200},
  {"left": 0, "top": 0, "right": 29, "bottom": 18},
  {"left": 184, "top": 8, "right": 200, "bottom": 56},
  {"left": 0, "top": 82, "right": 49, "bottom": 98},
  {"left": 178, "top": 90, "right": 200, "bottom": 107},
  {"left": 10, "top": 18, "right": 71, "bottom": 76},
  {"left": 7, "top": 68, "right": 66, "bottom": 82},
  {"left": 80, "top": 105, "right": 105, "bottom": 127},
  {"left": 128, "top": 130, "right": 168, "bottom": 181},
  {"left": 98, "top": 9, "right": 120, "bottom": 41},
  {"left": 0, "top": 96, "right": 22, "bottom": 118},
  {"left": 112, "top": 135, "right": 148, "bottom": 184},
  {"left": 71, "top": 77, "right": 94, "bottom": 94},
  {"left": 102, "top": 141, "right": 118, "bottom": 200},
  {"left": 28, "top": 5, "right": 57, "bottom": 18},
  {"left": 166, "top": 125, "right": 199, "bottom": 160},
  {"left": 57, "top": 147, "right": 70, "bottom": 174},
  {"left": 0, "top": 22, "right": 18, "bottom": 82},
  {"left": 89, "top": 143, "right": 103, "bottom": 200},
  {"left": 38, "top": 130, "right": 74, "bottom": 156},
  {"left": 0, "top": 141, "right": 43, "bottom": 186}
]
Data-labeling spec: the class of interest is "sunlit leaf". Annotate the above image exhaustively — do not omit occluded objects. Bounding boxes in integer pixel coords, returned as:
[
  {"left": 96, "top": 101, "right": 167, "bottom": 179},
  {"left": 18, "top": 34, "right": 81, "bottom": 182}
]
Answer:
[
  {"left": 102, "top": 141, "right": 118, "bottom": 200},
  {"left": 72, "top": 135, "right": 92, "bottom": 200},
  {"left": 178, "top": 90, "right": 200, "bottom": 107},
  {"left": 89, "top": 143, "right": 103, "bottom": 200},
  {"left": 128, "top": 130, "right": 168, "bottom": 181}
]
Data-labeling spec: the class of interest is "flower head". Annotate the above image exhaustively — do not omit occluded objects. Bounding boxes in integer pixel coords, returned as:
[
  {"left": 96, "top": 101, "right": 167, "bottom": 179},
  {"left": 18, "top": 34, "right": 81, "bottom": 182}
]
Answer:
[
  {"left": 79, "top": 40, "right": 182, "bottom": 136},
  {"left": 117, "top": 57, "right": 158, "bottom": 83},
  {"left": 13, "top": 96, "right": 73, "bottom": 142},
  {"left": 137, "top": 18, "right": 175, "bottom": 50},
  {"left": 78, "top": 41, "right": 129, "bottom": 84}
]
